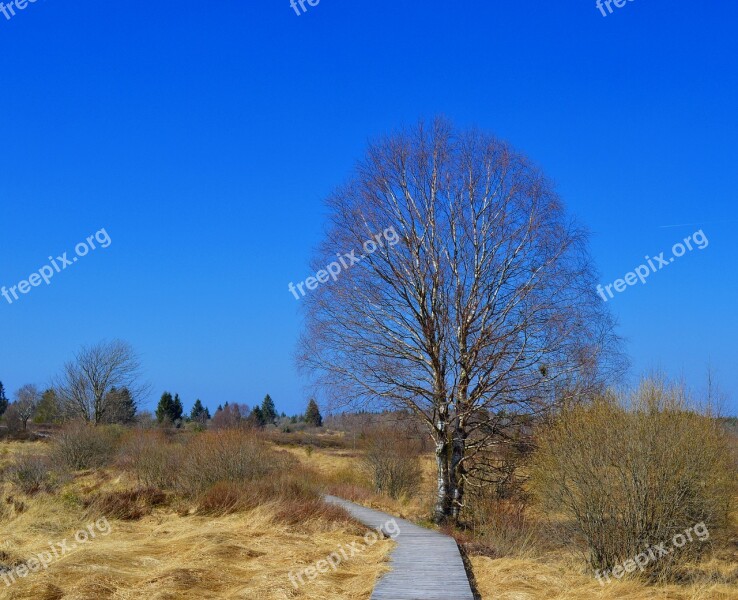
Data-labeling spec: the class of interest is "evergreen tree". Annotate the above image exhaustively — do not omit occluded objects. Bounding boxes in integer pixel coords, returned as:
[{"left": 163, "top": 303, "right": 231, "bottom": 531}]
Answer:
[
  {"left": 216, "top": 404, "right": 223, "bottom": 412},
  {"left": 34, "top": 388, "right": 61, "bottom": 424},
  {"left": 191, "top": 399, "right": 210, "bottom": 423},
  {"left": 104, "top": 387, "right": 136, "bottom": 424},
  {"left": 261, "top": 394, "right": 277, "bottom": 424},
  {"left": 248, "top": 405, "right": 266, "bottom": 428},
  {"left": 172, "top": 394, "right": 184, "bottom": 422},
  {"left": 305, "top": 398, "right": 323, "bottom": 427},
  {"left": 156, "top": 392, "right": 174, "bottom": 423},
  {"left": 0, "top": 381, "right": 7, "bottom": 416}
]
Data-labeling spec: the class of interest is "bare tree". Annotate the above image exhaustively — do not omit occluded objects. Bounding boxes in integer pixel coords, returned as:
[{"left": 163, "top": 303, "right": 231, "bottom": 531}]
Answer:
[
  {"left": 298, "top": 119, "right": 623, "bottom": 523},
  {"left": 54, "top": 340, "right": 146, "bottom": 425},
  {"left": 12, "top": 384, "right": 41, "bottom": 430}
]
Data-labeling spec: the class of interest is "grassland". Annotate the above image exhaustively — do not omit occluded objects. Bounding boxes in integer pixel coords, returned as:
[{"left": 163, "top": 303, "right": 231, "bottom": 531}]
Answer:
[
  {"left": 287, "top": 438, "right": 738, "bottom": 600},
  {"left": 1, "top": 427, "right": 736, "bottom": 600},
  {"left": 0, "top": 438, "right": 392, "bottom": 600}
]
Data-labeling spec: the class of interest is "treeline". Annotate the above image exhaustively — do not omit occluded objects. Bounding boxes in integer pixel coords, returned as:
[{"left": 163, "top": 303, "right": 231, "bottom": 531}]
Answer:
[
  {"left": 153, "top": 392, "right": 322, "bottom": 430},
  {"left": 0, "top": 339, "right": 323, "bottom": 433}
]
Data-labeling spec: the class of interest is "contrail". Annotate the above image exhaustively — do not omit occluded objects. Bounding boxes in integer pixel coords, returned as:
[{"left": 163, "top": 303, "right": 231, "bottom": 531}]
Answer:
[{"left": 659, "top": 220, "right": 737, "bottom": 229}]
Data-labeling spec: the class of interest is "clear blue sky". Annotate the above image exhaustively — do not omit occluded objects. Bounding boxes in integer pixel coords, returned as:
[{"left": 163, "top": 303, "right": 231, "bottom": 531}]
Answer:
[{"left": 1, "top": 1, "right": 736, "bottom": 416}]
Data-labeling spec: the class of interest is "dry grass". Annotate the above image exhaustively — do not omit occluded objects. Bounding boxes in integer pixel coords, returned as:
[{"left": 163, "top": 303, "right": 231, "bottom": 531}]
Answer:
[
  {"left": 284, "top": 445, "right": 436, "bottom": 522},
  {"left": 2, "top": 427, "right": 735, "bottom": 600},
  {"left": 0, "top": 439, "right": 393, "bottom": 600},
  {"left": 280, "top": 438, "right": 738, "bottom": 599},
  {"left": 470, "top": 554, "right": 738, "bottom": 600},
  {"left": 0, "top": 500, "right": 392, "bottom": 599}
]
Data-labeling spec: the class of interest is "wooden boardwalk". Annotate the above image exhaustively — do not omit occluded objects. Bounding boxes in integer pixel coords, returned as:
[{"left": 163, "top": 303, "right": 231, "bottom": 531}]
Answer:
[{"left": 325, "top": 495, "right": 475, "bottom": 600}]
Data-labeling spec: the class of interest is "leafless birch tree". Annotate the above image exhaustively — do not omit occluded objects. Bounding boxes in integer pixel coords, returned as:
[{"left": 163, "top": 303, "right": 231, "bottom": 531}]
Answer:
[
  {"left": 298, "top": 119, "right": 623, "bottom": 523},
  {"left": 54, "top": 340, "right": 146, "bottom": 424},
  {"left": 12, "top": 384, "right": 40, "bottom": 430}
]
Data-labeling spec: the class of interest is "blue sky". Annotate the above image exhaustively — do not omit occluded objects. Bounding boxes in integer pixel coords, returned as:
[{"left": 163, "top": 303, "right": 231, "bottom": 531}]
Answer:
[{"left": 1, "top": 0, "right": 736, "bottom": 416}]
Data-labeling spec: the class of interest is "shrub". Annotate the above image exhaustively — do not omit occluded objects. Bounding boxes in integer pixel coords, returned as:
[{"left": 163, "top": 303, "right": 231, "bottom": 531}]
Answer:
[
  {"left": 176, "top": 430, "right": 291, "bottom": 497},
  {"left": 531, "top": 378, "right": 735, "bottom": 580},
  {"left": 9, "top": 453, "right": 68, "bottom": 495},
  {"left": 462, "top": 490, "right": 538, "bottom": 558},
  {"left": 196, "top": 482, "right": 248, "bottom": 515},
  {"left": 118, "top": 429, "right": 178, "bottom": 488},
  {"left": 51, "top": 422, "right": 123, "bottom": 470},
  {"left": 361, "top": 427, "right": 422, "bottom": 499}
]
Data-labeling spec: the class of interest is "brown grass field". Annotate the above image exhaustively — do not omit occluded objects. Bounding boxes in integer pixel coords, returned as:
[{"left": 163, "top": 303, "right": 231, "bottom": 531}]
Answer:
[
  {"left": 290, "top": 440, "right": 738, "bottom": 600},
  {"left": 0, "top": 439, "right": 392, "bottom": 600},
  {"left": 0, "top": 432, "right": 736, "bottom": 600}
]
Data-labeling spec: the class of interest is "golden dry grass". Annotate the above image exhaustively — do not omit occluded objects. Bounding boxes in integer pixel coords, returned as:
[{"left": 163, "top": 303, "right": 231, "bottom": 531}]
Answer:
[
  {"left": 3, "top": 436, "right": 735, "bottom": 600},
  {"left": 0, "top": 441, "right": 46, "bottom": 469},
  {"left": 283, "top": 445, "right": 436, "bottom": 522},
  {"left": 283, "top": 442, "right": 738, "bottom": 600},
  {"left": 0, "top": 441, "right": 392, "bottom": 600},
  {"left": 470, "top": 555, "right": 738, "bottom": 600}
]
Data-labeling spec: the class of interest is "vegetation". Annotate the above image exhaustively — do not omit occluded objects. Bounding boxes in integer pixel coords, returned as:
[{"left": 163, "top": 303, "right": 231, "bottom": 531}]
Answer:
[
  {"left": 190, "top": 399, "right": 210, "bottom": 423},
  {"left": 261, "top": 394, "right": 278, "bottom": 425},
  {"left": 0, "top": 380, "right": 7, "bottom": 416},
  {"left": 1, "top": 327, "right": 735, "bottom": 600},
  {"left": 53, "top": 339, "right": 145, "bottom": 424},
  {"left": 10, "top": 384, "right": 41, "bottom": 431},
  {"left": 0, "top": 432, "right": 390, "bottom": 600},
  {"left": 305, "top": 399, "right": 323, "bottom": 427},
  {"left": 155, "top": 391, "right": 183, "bottom": 424},
  {"left": 531, "top": 379, "right": 735, "bottom": 580},
  {"left": 361, "top": 427, "right": 422, "bottom": 499},
  {"left": 51, "top": 421, "right": 122, "bottom": 470},
  {"left": 298, "top": 119, "right": 623, "bottom": 523},
  {"left": 33, "top": 388, "right": 61, "bottom": 424}
]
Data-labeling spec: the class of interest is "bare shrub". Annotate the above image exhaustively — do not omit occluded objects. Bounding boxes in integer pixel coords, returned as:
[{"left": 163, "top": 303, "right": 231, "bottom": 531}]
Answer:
[
  {"left": 462, "top": 490, "right": 538, "bottom": 558},
  {"left": 9, "top": 453, "right": 68, "bottom": 495},
  {"left": 195, "top": 467, "right": 351, "bottom": 524},
  {"left": 531, "top": 378, "right": 736, "bottom": 580},
  {"left": 51, "top": 422, "right": 123, "bottom": 470},
  {"left": 118, "top": 429, "right": 178, "bottom": 488},
  {"left": 361, "top": 427, "right": 422, "bottom": 499},
  {"left": 177, "top": 430, "right": 291, "bottom": 497},
  {"left": 4, "top": 404, "right": 24, "bottom": 435},
  {"left": 196, "top": 482, "right": 247, "bottom": 515}
]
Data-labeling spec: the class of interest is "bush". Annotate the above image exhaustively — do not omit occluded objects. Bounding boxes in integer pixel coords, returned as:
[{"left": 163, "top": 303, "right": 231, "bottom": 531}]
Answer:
[
  {"left": 531, "top": 379, "right": 735, "bottom": 580},
  {"left": 176, "top": 430, "right": 292, "bottom": 497},
  {"left": 462, "top": 491, "right": 538, "bottom": 558},
  {"left": 196, "top": 481, "right": 248, "bottom": 515},
  {"left": 361, "top": 427, "right": 422, "bottom": 499},
  {"left": 4, "top": 404, "right": 24, "bottom": 434},
  {"left": 51, "top": 422, "right": 123, "bottom": 470},
  {"left": 9, "top": 453, "right": 68, "bottom": 495},
  {"left": 118, "top": 430, "right": 179, "bottom": 488}
]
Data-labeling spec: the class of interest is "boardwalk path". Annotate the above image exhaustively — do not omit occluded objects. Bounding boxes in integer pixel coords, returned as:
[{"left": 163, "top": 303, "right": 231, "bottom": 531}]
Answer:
[{"left": 324, "top": 495, "right": 475, "bottom": 600}]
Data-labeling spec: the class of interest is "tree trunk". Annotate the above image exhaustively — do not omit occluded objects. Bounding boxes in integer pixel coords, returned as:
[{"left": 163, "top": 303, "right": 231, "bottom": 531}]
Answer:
[
  {"left": 433, "top": 434, "right": 451, "bottom": 523},
  {"left": 450, "top": 426, "right": 466, "bottom": 521}
]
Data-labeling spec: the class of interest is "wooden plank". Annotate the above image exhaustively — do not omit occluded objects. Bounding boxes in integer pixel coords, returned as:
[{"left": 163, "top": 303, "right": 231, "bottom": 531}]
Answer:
[{"left": 325, "top": 495, "right": 475, "bottom": 600}]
